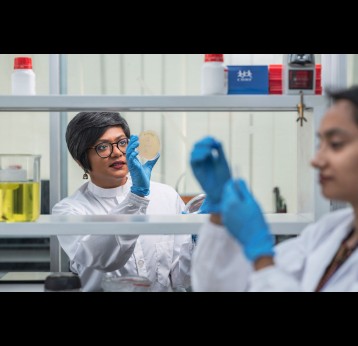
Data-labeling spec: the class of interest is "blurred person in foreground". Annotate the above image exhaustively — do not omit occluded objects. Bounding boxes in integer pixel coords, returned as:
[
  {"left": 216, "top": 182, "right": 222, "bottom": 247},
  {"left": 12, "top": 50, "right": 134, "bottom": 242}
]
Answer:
[{"left": 190, "top": 86, "right": 358, "bottom": 292}]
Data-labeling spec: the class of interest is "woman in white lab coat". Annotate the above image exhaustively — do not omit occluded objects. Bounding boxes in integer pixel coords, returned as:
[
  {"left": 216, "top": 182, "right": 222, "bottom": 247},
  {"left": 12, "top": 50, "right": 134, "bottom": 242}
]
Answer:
[
  {"left": 190, "top": 86, "right": 358, "bottom": 292},
  {"left": 52, "top": 112, "right": 193, "bottom": 292}
]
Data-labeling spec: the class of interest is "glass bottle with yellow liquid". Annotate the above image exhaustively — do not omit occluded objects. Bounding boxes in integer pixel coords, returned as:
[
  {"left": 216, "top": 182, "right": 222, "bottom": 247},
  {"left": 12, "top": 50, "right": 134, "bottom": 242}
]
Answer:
[{"left": 0, "top": 154, "right": 41, "bottom": 222}]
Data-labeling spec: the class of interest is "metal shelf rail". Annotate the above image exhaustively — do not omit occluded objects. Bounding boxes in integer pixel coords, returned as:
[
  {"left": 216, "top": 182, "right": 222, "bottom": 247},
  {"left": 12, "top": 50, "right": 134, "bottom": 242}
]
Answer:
[
  {"left": 0, "top": 213, "right": 314, "bottom": 237},
  {"left": 0, "top": 95, "right": 325, "bottom": 112}
]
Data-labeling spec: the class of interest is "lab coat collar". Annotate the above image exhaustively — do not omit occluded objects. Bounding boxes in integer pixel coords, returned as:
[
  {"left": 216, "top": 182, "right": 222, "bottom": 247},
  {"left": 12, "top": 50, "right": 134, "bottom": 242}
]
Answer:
[
  {"left": 88, "top": 176, "right": 131, "bottom": 198},
  {"left": 302, "top": 211, "right": 355, "bottom": 292}
]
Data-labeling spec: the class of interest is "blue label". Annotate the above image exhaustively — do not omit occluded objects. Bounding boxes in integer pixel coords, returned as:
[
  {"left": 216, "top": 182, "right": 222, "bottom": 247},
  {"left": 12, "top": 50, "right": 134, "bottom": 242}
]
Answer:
[{"left": 228, "top": 65, "right": 269, "bottom": 94}]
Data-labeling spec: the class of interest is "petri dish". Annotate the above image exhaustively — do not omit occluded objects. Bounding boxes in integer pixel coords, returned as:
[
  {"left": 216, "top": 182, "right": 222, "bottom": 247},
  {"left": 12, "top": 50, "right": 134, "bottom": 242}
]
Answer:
[
  {"left": 101, "top": 274, "right": 152, "bottom": 292},
  {"left": 137, "top": 130, "right": 161, "bottom": 161},
  {"left": 184, "top": 194, "right": 206, "bottom": 214}
]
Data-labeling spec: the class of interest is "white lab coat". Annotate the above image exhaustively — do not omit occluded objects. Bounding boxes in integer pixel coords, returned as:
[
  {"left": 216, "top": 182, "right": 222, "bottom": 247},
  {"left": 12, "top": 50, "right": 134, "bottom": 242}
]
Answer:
[
  {"left": 52, "top": 176, "right": 193, "bottom": 292},
  {"left": 192, "top": 207, "right": 358, "bottom": 292}
]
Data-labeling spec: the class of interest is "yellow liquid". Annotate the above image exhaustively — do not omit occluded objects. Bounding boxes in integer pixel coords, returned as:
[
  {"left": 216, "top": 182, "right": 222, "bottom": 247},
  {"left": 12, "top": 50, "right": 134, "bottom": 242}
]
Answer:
[{"left": 0, "top": 182, "right": 40, "bottom": 222}]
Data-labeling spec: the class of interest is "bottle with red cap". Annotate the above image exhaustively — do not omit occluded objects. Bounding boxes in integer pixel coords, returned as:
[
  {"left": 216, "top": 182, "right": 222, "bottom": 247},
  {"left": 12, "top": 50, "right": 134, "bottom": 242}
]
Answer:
[
  {"left": 11, "top": 57, "right": 36, "bottom": 95},
  {"left": 201, "top": 54, "right": 227, "bottom": 95}
]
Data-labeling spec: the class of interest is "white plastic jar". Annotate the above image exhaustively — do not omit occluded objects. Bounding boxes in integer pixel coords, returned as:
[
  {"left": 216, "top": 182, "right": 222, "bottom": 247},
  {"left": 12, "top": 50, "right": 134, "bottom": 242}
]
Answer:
[
  {"left": 201, "top": 54, "right": 227, "bottom": 95},
  {"left": 11, "top": 57, "right": 36, "bottom": 95}
]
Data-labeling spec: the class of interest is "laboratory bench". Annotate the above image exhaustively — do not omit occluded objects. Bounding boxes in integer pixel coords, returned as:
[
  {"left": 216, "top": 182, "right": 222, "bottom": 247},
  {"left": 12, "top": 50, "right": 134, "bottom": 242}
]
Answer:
[{"left": 0, "top": 272, "right": 50, "bottom": 292}]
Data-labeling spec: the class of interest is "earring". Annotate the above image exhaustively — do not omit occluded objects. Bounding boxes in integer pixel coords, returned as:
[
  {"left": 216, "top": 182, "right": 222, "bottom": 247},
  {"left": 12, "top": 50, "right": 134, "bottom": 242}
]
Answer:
[{"left": 83, "top": 171, "right": 89, "bottom": 180}]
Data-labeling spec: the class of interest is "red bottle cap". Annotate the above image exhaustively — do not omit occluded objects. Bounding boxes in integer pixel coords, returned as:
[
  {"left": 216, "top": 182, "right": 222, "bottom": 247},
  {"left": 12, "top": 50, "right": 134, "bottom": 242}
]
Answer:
[
  {"left": 14, "top": 57, "right": 32, "bottom": 69},
  {"left": 204, "top": 54, "right": 224, "bottom": 62}
]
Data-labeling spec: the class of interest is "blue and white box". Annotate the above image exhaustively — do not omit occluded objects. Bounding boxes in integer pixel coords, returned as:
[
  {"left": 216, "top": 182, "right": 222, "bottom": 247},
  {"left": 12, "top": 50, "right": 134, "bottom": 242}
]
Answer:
[{"left": 228, "top": 65, "right": 269, "bottom": 94}]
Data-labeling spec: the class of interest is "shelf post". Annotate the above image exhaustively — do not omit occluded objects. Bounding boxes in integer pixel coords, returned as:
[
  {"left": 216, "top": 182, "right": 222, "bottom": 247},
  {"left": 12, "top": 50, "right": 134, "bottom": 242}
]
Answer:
[{"left": 49, "top": 54, "right": 69, "bottom": 272}]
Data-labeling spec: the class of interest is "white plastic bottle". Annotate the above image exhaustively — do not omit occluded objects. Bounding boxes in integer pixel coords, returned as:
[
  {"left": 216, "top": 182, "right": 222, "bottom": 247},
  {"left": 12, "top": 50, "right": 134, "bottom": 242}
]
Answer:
[
  {"left": 201, "top": 54, "right": 227, "bottom": 95},
  {"left": 11, "top": 57, "right": 36, "bottom": 95}
]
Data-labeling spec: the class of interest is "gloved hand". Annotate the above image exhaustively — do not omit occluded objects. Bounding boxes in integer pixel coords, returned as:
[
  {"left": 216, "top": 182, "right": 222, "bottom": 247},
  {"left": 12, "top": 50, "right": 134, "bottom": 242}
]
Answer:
[
  {"left": 126, "top": 135, "right": 159, "bottom": 197},
  {"left": 190, "top": 136, "right": 231, "bottom": 213},
  {"left": 222, "top": 178, "right": 275, "bottom": 262}
]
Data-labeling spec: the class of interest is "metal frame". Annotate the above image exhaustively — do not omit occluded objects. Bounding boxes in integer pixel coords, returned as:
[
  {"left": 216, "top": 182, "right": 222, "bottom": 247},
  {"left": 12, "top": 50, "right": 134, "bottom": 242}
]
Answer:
[
  {"left": 0, "top": 213, "right": 313, "bottom": 237},
  {"left": 0, "top": 91, "right": 329, "bottom": 270},
  {"left": 49, "top": 54, "right": 68, "bottom": 272},
  {"left": 0, "top": 54, "right": 350, "bottom": 276},
  {"left": 0, "top": 95, "right": 325, "bottom": 112}
]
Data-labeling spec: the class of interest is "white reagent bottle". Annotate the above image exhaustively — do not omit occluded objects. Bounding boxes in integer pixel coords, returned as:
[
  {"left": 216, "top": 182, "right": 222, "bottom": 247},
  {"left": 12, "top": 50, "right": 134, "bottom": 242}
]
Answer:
[
  {"left": 201, "top": 54, "right": 227, "bottom": 95},
  {"left": 11, "top": 57, "right": 36, "bottom": 95}
]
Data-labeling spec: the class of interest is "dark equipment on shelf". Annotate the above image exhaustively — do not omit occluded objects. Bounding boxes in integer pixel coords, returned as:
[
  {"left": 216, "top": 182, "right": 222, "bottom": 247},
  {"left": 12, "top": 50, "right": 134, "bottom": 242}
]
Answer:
[{"left": 273, "top": 187, "right": 287, "bottom": 214}]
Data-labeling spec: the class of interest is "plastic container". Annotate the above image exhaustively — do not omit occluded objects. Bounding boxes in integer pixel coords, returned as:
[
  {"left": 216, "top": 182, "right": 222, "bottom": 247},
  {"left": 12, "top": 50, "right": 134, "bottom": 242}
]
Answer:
[
  {"left": 0, "top": 154, "right": 41, "bottom": 222},
  {"left": 201, "top": 54, "right": 227, "bottom": 95},
  {"left": 11, "top": 57, "right": 36, "bottom": 95}
]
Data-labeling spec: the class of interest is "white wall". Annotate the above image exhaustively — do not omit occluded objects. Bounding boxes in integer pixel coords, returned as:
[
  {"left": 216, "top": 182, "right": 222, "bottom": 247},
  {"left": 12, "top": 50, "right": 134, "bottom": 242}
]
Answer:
[
  {"left": 348, "top": 54, "right": 358, "bottom": 86},
  {"left": 0, "top": 54, "right": 334, "bottom": 214}
]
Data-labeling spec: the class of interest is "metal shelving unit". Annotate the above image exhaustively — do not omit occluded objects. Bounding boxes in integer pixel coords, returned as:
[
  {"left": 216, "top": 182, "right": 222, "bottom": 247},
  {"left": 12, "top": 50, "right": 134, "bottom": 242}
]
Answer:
[
  {"left": 0, "top": 94, "right": 331, "bottom": 270},
  {"left": 0, "top": 95, "right": 325, "bottom": 112}
]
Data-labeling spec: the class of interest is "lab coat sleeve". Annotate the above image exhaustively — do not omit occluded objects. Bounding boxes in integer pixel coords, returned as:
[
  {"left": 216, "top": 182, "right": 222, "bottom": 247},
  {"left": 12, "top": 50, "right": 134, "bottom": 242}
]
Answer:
[
  {"left": 168, "top": 195, "right": 195, "bottom": 289},
  {"left": 170, "top": 234, "right": 195, "bottom": 290},
  {"left": 192, "top": 210, "right": 358, "bottom": 292},
  {"left": 248, "top": 223, "right": 315, "bottom": 292},
  {"left": 191, "top": 221, "right": 252, "bottom": 292},
  {"left": 192, "top": 219, "right": 314, "bottom": 291},
  {"left": 249, "top": 267, "right": 303, "bottom": 292},
  {"left": 54, "top": 192, "right": 149, "bottom": 272},
  {"left": 347, "top": 283, "right": 358, "bottom": 292},
  {"left": 109, "top": 192, "right": 150, "bottom": 216}
]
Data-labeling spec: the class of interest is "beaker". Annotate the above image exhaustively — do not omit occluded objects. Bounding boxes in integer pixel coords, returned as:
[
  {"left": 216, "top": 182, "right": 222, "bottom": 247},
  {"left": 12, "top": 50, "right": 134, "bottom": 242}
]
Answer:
[{"left": 0, "top": 154, "right": 41, "bottom": 222}]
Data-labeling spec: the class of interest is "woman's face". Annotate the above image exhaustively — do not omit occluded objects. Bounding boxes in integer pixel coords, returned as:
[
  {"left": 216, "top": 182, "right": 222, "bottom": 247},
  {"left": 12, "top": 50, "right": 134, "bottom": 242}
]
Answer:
[
  {"left": 311, "top": 100, "right": 358, "bottom": 204},
  {"left": 87, "top": 126, "right": 129, "bottom": 188}
]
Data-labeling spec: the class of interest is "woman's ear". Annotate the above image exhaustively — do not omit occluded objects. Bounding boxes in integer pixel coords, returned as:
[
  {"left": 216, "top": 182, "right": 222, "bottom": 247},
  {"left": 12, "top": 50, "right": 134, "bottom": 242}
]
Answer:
[{"left": 75, "top": 160, "right": 90, "bottom": 180}]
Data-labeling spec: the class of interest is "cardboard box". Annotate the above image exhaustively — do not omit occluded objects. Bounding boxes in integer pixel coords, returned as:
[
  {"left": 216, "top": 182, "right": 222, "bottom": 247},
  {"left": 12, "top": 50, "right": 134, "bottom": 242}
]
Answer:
[{"left": 228, "top": 65, "right": 269, "bottom": 94}]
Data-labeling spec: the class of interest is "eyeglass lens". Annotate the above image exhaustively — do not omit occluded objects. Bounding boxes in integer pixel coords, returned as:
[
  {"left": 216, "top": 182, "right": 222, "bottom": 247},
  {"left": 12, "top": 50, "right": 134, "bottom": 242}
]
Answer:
[{"left": 95, "top": 138, "right": 129, "bottom": 158}]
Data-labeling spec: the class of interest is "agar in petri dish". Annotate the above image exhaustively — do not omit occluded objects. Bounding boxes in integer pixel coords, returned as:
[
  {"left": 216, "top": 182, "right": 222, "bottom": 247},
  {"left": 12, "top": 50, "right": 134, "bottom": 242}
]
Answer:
[{"left": 138, "top": 130, "right": 161, "bottom": 161}]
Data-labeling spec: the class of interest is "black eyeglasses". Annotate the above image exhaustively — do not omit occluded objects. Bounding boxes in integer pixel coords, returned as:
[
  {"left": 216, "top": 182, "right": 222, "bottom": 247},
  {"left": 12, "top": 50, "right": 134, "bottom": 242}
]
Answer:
[{"left": 89, "top": 138, "right": 129, "bottom": 158}]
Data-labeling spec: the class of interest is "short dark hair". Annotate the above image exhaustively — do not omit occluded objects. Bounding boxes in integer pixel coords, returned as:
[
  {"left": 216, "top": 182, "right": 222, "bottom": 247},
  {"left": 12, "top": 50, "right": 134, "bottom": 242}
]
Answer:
[
  {"left": 66, "top": 112, "right": 130, "bottom": 172},
  {"left": 327, "top": 85, "right": 358, "bottom": 126}
]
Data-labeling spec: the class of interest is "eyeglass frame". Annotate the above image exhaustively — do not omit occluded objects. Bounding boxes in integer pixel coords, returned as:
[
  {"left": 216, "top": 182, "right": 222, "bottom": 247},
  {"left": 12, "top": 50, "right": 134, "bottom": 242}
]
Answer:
[{"left": 88, "top": 138, "right": 130, "bottom": 158}]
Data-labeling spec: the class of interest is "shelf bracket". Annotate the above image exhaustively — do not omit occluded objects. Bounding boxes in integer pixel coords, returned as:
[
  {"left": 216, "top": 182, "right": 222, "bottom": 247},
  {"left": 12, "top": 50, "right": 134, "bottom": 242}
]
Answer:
[{"left": 297, "top": 91, "right": 308, "bottom": 127}]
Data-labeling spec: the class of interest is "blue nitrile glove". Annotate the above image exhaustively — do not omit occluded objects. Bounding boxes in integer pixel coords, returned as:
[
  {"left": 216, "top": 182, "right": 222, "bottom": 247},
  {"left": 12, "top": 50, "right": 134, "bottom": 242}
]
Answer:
[
  {"left": 126, "top": 135, "right": 159, "bottom": 197},
  {"left": 222, "top": 178, "right": 275, "bottom": 262},
  {"left": 190, "top": 137, "right": 231, "bottom": 213}
]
